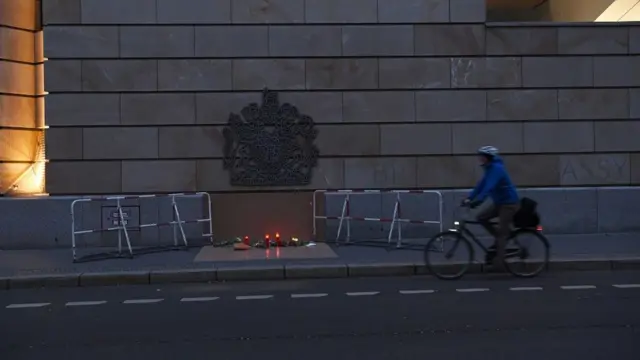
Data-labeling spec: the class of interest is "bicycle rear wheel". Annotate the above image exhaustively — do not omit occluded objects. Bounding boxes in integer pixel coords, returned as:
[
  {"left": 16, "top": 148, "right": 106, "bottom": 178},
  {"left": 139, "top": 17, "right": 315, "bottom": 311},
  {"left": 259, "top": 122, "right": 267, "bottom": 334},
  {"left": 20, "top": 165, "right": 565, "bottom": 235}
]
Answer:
[
  {"left": 424, "top": 231, "right": 474, "bottom": 280},
  {"left": 504, "top": 228, "right": 550, "bottom": 278}
]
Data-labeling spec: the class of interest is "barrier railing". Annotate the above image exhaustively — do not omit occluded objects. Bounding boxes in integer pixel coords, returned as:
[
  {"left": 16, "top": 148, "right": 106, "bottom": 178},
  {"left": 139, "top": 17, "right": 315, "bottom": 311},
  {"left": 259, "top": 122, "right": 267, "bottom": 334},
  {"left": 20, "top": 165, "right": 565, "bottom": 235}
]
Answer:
[
  {"left": 313, "top": 189, "right": 443, "bottom": 249},
  {"left": 71, "top": 192, "right": 213, "bottom": 263}
]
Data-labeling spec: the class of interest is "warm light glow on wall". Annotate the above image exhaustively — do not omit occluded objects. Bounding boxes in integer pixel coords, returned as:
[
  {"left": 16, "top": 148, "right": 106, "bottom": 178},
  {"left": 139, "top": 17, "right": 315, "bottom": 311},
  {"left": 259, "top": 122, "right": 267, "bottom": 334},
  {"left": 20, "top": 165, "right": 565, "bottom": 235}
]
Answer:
[
  {"left": 10, "top": 159, "right": 48, "bottom": 196},
  {"left": 1, "top": 135, "right": 48, "bottom": 196},
  {"left": 596, "top": 0, "right": 640, "bottom": 21},
  {"left": 0, "top": 24, "right": 48, "bottom": 196},
  {"left": 33, "top": 27, "right": 48, "bottom": 196}
]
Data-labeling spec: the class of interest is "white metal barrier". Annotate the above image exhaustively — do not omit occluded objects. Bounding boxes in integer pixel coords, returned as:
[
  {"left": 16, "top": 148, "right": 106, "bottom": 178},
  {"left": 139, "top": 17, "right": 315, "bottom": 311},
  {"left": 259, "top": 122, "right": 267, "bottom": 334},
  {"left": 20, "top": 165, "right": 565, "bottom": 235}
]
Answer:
[
  {"left": 70, "top": 192, "right": 213, "bottom": 263},
  {"left": 312, "top": 189, "right": 443, "bottom": 248}
]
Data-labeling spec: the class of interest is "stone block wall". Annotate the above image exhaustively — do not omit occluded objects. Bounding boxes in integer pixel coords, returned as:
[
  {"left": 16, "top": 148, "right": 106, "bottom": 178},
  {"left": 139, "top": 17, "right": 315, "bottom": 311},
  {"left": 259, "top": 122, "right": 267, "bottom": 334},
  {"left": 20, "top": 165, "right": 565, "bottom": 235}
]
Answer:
[
  {"left": 41, "top": 0, "right": 640, "bottom": 195},
  {"left": 0, "top": 0, "right": 46, "bottom": 195}
]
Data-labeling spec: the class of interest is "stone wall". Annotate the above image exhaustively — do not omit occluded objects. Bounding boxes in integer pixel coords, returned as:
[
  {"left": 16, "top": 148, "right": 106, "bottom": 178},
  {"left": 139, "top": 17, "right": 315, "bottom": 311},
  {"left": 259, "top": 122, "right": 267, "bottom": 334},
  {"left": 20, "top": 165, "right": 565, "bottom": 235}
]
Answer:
[
  {"left": 42, "top": 0, "right": 640, "bottom": 196},
  {"left": 0, "top": 0, "right": 46, "bottom": 195}
]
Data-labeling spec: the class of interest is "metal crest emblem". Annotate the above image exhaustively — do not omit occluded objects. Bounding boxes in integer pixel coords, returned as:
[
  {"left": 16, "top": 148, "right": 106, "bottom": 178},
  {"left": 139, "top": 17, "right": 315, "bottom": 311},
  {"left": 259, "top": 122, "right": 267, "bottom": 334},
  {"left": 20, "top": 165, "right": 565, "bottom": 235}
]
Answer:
[{"left": 222, "top": 89, "right": 319, "bottom": 186}]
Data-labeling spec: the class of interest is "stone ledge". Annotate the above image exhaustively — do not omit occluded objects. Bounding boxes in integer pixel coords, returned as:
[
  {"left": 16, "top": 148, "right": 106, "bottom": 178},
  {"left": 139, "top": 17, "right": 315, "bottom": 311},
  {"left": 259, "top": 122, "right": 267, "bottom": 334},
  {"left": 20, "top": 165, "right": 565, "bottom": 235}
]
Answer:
[
  {"left": 8, "top": 273, "right": 80, "bottom": 289},
  {"left": 149, "top": 268, "right": 216, "bottom": 284},
  {"left": 79, "top": 271, "right": 150, "bottom": 286},
  {"left": 348, "top": 262, "right": 415, "bottom": 277},
  {"left": 286, "top": 263, "right": 348, "bottom": 279},
  {"left": 416, "top": 261, "right": 484, "bottom": 275},
  {"left": 216, "top": 265, "right": 285, "bottom": 281},
  {"left": 611, "top": 258, "right": 640, "bottom": 270},
  {"left": 548, "top": 258, "right": 613, "bottom": 271},
  {"left": 1, "top": 257, "right": 637, "bottom": 289}
]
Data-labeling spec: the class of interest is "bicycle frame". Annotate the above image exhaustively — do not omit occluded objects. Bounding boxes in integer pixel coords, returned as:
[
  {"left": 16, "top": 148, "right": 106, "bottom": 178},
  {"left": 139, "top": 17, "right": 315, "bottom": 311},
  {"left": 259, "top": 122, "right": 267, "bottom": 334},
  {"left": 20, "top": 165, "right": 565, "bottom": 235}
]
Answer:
[
  {"left": 448, "top": 207, "right": 504, "bottom": 255},
  {"left": 450, "top": 219, "right": 492, "bottom": 254}
]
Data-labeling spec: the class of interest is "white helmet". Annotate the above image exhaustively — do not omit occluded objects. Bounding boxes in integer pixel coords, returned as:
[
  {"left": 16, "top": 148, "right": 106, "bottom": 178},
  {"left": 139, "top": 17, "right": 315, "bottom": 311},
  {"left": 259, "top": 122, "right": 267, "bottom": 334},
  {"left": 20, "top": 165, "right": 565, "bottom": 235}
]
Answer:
[{"left": 477, "top": 146, "right": 499, "bottom": 157}]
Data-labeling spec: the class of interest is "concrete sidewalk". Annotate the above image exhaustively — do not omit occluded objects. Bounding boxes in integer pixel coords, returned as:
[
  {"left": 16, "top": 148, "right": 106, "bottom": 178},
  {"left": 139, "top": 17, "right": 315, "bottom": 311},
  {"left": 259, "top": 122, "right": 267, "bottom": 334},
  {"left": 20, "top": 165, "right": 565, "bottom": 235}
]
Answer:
[{"left": 0, "top": 233, "right": 639, "bottom": 290}]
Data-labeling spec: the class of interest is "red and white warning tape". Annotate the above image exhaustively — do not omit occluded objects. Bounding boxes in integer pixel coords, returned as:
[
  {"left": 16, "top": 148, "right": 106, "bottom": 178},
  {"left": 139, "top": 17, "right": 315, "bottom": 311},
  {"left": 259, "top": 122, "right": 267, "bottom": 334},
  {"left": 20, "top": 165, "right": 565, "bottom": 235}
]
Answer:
[{"left": 318, "top": 189, "right": 439, "bottom": 194}]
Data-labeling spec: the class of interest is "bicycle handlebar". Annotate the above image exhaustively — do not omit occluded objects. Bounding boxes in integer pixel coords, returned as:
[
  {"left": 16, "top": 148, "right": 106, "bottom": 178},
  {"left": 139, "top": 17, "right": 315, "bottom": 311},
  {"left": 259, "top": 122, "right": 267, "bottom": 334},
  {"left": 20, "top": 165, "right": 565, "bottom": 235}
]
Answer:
[{"left": 453, "top": 204, "right": 474, "bottom": 223}]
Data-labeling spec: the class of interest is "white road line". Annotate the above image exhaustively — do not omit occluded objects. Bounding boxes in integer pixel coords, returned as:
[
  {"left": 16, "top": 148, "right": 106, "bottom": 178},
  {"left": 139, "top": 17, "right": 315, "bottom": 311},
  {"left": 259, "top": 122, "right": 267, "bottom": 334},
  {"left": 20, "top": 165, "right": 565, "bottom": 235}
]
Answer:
[
  {"left": 346, "top": 291, "right": 380, "bottom": 296},
  {"left": 456, "top": 288, "right": 490, "bottom": 293},
  {"left": 123, "top": 299, "right": 164, "bottom": 304},
  {"left": 613, "top": 284, "right": 640, "bottom": 289},
  {"left": 236, "top": 295, "right": 274, "bottom": 300},
  {"left": 65, "top": 301, "right": 107, "bottom": 307},
  {"left": 291, "top": 293, "right": 328, "bottom": 299},
  {"left": 6, "top": 303, "right": 50, "bottom": 309},
  {"left": 560, "top": 285, "right": 597, "bottom": 290},
  {"left": 399, "top": 290, "right": 436, "bottom": 295},
  {"left": 510, "top": 287, "right": 543, "bottom": 291},
  {"left": 180, "top": 297, "right": 220, "bottom": 302}
]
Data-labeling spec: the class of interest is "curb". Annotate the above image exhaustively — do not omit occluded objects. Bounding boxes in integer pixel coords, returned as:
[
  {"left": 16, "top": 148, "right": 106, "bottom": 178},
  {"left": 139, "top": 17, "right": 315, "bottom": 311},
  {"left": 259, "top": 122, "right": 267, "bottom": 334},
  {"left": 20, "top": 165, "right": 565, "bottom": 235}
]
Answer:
[{"left": 1, "top": 258, "right": 638, "bottom": 290}]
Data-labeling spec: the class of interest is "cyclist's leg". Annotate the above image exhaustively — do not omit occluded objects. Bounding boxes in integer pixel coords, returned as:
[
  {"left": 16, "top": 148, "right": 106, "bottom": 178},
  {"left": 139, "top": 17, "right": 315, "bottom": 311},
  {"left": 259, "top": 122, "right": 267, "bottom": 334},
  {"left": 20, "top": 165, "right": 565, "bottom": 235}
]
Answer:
[
  {"left": 476, "top": 204, "right": 499, "bottom": 239},
  {"left": 494, "top": 204, "right": 519, "bottom": 263},
  {"left": 477, "top": 205, "right": 500, "bottom": 263}
]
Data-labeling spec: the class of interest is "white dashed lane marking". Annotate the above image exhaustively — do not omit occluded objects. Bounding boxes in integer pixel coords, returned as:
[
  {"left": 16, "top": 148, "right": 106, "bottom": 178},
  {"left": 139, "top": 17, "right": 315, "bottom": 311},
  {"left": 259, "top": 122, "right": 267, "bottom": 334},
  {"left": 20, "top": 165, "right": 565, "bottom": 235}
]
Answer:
[
  {"left": 560, "top": 285, "right": 597, "bottom": 290},
  {"left": 399, "top": 290, "right": 436, "bottom": 295},
  {"left": 236, "top": 295, "right": 274, "bottom": 300},
  {"left": 346, "top": 291, "right": 380, "bottom": 297},
  {"left": 291, "top": 293, "right": 328, "bottom": 299},
  {"left": 613, "top": 284, "right": 640, "bottom": 289},
  {"left": 123, "top": 299, "right": 164, "bottom": 304},
  {"left": 456, "top": 288, "right": 490, "bottom": 293},
  {"left": 180, "top": 297, "right": 220, "bottom": 302},
  {"left": 4, "top": 283, "right": 639, "bottom": 310},
  {"left": 65, "top": 301, "right": 107, "bottom": 307},
  {"left": 510, "top": 287, "right": 543, "bottom": 291},
  {"left": 6, "top": 303, "right": 50, "bottom": 309}
]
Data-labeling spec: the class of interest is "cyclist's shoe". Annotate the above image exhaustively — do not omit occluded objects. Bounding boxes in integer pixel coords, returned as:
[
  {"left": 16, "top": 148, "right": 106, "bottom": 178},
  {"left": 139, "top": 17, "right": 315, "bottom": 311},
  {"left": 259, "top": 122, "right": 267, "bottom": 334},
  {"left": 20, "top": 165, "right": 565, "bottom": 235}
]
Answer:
[
  {"left": 485, "top": 246, "right": 519, "bottom": 264},
  {"left": 484, "top": 253, "right": 494, "bottom": 264},
  {"left": 484, "top": 256, "right": 507, "bottom": 271},
  {"left": 506, "top": 247, "right": 520, "bottom": 255},
  {"left": 487, "top": 245, "right": 519, "bottom": 253},
  {"left": 490, "top": 258, "right": 506, "bottom": 272}
]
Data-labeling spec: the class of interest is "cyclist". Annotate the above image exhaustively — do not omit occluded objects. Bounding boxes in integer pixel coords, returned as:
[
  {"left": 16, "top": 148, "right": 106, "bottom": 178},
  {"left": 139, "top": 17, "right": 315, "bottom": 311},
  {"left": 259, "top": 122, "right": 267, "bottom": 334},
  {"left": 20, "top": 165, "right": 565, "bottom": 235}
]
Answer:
[{"left": 462, "top": 146, "right": 519, "bottom": 270}]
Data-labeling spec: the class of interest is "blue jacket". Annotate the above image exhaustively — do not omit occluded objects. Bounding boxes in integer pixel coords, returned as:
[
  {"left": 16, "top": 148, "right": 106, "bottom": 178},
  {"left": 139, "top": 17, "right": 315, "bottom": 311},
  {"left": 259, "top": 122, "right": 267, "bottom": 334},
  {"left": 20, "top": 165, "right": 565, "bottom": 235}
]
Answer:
[{"left": 469, "top": 156, "right": 519, "bottom": 205}]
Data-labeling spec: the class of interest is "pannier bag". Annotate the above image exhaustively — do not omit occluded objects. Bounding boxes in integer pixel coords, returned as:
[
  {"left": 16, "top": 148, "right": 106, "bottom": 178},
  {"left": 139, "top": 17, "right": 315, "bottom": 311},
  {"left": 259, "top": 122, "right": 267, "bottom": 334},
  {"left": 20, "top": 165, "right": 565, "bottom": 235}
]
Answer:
[{"left": 513, "top": 197, "right": 541, "bottom": 228}]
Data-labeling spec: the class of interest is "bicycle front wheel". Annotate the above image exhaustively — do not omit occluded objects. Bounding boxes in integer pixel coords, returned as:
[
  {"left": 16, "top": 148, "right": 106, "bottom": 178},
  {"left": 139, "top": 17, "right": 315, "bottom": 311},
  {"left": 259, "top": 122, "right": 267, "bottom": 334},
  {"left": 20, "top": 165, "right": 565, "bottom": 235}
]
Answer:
[
  {"left": 424, "top": 231, "right": 474, "bottom": 280},
  {"left": 504, "top": 229, "right": 550, "bottom": 278}
]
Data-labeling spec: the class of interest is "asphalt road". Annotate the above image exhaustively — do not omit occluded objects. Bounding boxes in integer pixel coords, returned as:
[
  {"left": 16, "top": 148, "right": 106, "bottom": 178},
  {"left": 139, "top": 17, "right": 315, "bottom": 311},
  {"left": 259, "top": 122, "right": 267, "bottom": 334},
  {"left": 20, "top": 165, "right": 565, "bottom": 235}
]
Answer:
[{"left": 1, "top": 271, "right": 639, "bottom": 360}]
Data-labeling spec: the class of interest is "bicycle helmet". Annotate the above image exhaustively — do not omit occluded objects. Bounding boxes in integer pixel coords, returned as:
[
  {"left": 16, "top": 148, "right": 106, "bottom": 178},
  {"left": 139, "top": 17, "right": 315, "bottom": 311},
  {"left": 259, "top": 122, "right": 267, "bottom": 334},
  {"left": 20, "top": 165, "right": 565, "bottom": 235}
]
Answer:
[{"left": 477, "top": 146, "right": 499, "bottom": 157}]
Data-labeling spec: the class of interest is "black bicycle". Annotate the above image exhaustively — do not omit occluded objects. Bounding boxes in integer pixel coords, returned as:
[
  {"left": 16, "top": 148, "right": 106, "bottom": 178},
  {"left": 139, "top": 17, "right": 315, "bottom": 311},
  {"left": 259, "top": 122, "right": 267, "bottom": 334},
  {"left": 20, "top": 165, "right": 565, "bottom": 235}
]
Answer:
[{"left": 424, "top": 206, "right": 550, "bottom": 280}]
